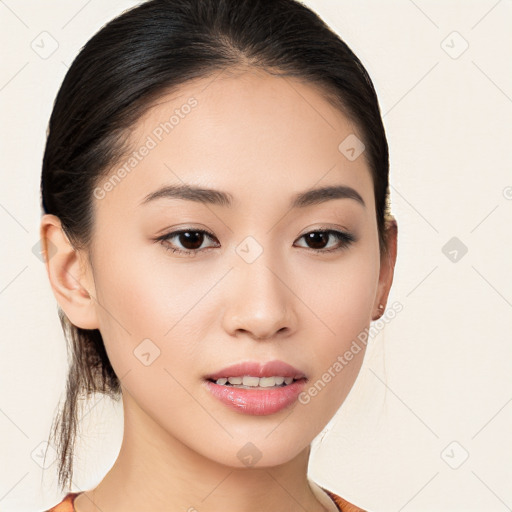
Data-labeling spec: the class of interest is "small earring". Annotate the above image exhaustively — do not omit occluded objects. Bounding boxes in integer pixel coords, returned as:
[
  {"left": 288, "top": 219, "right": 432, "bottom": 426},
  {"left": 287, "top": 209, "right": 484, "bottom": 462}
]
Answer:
[{"left": 372, "top": 304, "right": 384, "bottom": 321}]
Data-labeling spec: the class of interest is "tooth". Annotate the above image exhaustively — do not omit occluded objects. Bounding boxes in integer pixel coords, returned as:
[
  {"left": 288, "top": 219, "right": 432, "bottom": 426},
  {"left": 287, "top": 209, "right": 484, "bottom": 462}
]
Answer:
[
  {"left": 217, "top": 376, "right": 295, "bottom": 387},
  {"left": 259, "top": 377, "right": 277, "bottom": 387},
  {"left": 242, "top": 376, "right": 260, "bottom": 387}
]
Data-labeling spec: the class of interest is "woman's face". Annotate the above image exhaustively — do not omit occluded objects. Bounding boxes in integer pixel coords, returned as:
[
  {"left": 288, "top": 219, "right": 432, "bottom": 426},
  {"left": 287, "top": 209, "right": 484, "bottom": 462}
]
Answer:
[{"left": 82, "top": 68, "right": 386, "bottom": 467}]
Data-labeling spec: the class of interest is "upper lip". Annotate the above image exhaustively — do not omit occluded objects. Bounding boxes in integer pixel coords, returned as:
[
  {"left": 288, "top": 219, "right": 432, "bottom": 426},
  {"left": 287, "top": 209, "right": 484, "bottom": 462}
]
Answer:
[{"left": 205, "top": 360, "right": 307, "bottom": 381}]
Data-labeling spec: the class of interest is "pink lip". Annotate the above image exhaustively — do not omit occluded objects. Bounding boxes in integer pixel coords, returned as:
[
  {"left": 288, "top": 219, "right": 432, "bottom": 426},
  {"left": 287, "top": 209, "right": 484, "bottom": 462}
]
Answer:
[
  {"left": 203, "top": 360, "right": 307, "bottom": 416},
  {"left": 204, "top": 379, "right": 307, "bottom": 416},
  {"left": 204, "top": 360, "right": 306, "bottom": 380}
]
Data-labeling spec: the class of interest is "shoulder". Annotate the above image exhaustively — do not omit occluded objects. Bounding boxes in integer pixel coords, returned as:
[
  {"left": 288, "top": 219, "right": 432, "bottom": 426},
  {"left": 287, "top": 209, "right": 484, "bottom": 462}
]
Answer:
[
  {"left": 44, "top": 492, "right": 82, "bottom": 512},
  {"left": 322, "top": 487, "right": 368, "bottom": 512}
]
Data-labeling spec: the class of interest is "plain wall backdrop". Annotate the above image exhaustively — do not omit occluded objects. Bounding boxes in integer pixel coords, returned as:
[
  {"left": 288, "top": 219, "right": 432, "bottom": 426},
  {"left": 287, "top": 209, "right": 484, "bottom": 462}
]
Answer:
[{"left": 1, "top": 1, "right": 511, "bottom": 511}]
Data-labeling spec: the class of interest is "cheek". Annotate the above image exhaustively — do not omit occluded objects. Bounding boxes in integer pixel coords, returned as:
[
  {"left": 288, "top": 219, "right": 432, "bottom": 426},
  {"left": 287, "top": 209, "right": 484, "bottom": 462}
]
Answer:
[
  {"left": 299, "top": 247, "right": 378, "bottom": 340},
  {"left": 93, "top": 241, "right": 212, "bottom": 338},
  {"left": 90, "top": 241, "right": 220, "bottom": 395},
  {"left": 89, "top": 246, "right": 204, "bottom": 421},
  {"left": 293, "top": 250, "right": 378, "bottom": 423}
]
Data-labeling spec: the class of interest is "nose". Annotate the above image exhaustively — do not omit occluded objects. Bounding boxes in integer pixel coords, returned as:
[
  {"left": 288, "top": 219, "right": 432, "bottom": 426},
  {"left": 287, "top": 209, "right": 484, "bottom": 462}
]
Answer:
[{"left": 221, "top": 254, "right": 297, "bottom": 341}]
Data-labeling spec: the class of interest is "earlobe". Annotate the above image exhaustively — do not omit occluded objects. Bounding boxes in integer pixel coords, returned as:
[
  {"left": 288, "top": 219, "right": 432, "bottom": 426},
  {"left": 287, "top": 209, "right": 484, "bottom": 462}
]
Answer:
[
  {"left": 39, "top": 214, "right": 99, "bottom": 330},
  {"left": 372, "top": 217, "right": 398, "bottom": 320}
]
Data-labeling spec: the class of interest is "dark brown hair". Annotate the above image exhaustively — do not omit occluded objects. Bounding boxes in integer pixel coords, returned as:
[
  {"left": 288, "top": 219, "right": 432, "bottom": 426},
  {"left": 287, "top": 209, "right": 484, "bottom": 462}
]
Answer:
[{"left": 41, "top": 0, "right": 392, "bottom": 491}]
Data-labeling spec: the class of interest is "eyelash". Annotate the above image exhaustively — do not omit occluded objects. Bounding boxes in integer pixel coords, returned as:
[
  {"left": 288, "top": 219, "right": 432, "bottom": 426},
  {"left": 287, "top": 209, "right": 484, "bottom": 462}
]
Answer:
[{"left": 155, "top": 226, "right": 356, "bottom": 256}]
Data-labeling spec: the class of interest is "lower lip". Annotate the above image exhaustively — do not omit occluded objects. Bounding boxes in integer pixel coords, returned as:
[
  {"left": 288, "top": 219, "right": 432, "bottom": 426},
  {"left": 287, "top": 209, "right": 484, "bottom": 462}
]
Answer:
[{"left": 204, "top": 379, "right": 307, "bottom": 416}]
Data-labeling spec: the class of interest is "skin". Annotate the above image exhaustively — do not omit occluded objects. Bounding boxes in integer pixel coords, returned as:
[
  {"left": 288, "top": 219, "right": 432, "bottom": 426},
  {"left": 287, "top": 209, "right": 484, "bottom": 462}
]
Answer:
[{"left": 41, "top": 67, "right": 397, "bottom": 512}]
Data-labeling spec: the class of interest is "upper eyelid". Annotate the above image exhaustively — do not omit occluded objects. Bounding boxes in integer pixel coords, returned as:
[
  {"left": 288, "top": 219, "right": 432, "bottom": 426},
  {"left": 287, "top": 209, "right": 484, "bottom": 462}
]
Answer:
[{"left": 162, "top": 227, "right": 346, "bottom": 237}]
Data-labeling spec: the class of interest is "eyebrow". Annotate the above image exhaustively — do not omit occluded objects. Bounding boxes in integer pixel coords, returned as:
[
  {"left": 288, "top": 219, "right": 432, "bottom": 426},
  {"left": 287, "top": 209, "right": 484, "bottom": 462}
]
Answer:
[{"left": 140, "top": 183, "right": 365, "bottom": 209}]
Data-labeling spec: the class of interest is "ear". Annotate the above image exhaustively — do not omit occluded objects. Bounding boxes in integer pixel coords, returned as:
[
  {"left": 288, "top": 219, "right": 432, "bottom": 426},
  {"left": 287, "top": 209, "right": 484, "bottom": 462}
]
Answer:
[
  {"left": 372, "top": 216, "right": 398, "bottom": 320},
  {"left": 39, "top": 214, "right": 99, "bottom": 329}
]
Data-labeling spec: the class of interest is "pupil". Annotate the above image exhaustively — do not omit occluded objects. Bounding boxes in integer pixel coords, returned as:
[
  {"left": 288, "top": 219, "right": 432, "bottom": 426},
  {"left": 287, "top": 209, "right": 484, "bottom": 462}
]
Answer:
[
  {"left": 180, "top": 231, "right": 203, "bottom": 250},
  {"left": 306, "top": 232, "right": 328, "bottom": 249}
]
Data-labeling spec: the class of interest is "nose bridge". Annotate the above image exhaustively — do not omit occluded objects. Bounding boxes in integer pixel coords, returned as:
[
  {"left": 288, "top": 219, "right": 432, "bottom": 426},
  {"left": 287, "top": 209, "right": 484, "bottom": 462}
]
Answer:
[{"left": 223, "top": 240, "right": 296, "bottom": 339}]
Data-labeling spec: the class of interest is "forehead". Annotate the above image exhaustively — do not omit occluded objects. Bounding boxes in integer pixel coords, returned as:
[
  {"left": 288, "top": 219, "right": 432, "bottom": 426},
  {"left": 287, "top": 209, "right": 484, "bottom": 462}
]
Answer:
[{"left": 95, "top": 68, "right": 374, "bottom": 216}]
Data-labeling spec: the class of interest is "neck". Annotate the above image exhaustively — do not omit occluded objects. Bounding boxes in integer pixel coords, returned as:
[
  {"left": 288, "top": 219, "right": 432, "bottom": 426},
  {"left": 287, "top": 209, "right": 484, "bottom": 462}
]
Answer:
[{"left": 74, "top": 391, "right": 335, "bottom": 512}]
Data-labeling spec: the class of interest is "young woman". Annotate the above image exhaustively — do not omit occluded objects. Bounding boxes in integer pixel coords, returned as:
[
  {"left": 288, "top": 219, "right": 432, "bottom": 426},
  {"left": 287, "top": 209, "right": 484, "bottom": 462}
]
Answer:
[{"left": 39, "top": 0, "right": 397, "bottom": 510}]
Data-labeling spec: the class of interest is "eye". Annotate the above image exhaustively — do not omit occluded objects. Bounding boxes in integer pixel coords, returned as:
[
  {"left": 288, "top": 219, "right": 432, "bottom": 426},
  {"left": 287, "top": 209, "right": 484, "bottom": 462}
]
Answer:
[
  {"left": 294, "top": 229, "right": 355, "bottom": 253},
  {"left": 154, "top": 227, "right": 356, "bottom": 256},
  {"left": 156, "top": 228, "right": 219, "bottom": 256}
]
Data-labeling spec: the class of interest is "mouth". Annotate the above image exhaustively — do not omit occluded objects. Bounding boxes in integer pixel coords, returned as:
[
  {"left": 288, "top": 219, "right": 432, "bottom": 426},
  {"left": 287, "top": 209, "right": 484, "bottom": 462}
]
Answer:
[{"left": 202, "top": 360, "right": 308, "bottom": 415}]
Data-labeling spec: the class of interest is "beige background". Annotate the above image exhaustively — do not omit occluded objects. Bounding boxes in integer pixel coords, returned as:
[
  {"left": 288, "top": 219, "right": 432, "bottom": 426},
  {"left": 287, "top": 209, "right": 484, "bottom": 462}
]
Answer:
[{"left": 1, "top": 1, "right": 511, "bottom": 510}]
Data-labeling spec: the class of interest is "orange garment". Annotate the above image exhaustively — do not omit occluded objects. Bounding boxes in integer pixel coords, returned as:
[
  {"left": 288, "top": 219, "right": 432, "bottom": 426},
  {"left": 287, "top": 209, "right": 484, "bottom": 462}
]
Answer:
[{"left": 45, "top": 487, "right": 366, "bottom": 511}]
